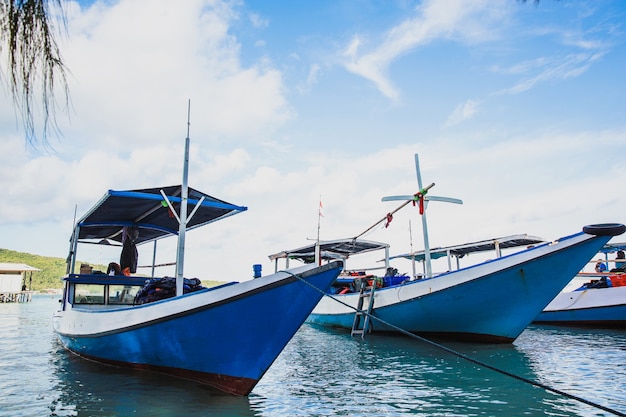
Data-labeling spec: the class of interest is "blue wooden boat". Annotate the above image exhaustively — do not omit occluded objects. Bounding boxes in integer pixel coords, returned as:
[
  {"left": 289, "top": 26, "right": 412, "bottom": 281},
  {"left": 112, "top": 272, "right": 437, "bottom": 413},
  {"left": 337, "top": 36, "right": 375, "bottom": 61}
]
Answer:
[
  {"left": 534, "top": 242, "right": 626, "bottom": 327},
  {"left": 53, "top": 119, "right": 343, "bottom": 396},
  {"left": 271, "top": 227, "right": 624, "bottom": 343},
  {"left": 269, "top": 154, "right": 625, "bottom": 343}
]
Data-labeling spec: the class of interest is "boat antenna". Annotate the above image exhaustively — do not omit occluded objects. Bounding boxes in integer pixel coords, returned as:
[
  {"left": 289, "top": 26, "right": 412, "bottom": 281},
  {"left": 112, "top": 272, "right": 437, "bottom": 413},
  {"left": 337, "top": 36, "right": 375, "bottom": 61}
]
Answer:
[
  {"left": 409, "top": 219, "right": 417, "bottom": 279},
  {"left": 316, "top": 195, "right": 322, "bottom": 265},
  {"left": 175, "top": 99, "right": 191, "bottom": 296}
]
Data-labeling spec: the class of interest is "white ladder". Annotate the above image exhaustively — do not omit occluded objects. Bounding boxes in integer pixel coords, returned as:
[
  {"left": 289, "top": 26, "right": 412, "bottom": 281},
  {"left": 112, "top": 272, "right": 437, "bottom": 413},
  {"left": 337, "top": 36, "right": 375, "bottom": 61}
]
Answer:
[{"left": 351, "top": 278, "right": 377, "bottom": 338}]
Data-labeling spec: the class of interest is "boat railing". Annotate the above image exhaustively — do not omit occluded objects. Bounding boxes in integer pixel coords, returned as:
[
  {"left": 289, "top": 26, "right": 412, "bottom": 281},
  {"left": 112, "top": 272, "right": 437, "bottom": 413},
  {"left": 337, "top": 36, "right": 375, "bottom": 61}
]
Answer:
[{"left": 577, "top": 271, "right": 624, "bottom": 277}]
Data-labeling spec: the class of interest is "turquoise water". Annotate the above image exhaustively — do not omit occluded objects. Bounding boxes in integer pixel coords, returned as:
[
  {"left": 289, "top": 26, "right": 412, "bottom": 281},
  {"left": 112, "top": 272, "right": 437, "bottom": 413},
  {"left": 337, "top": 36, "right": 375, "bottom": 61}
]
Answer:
[{"left": 1, "top": 295, "right": 625, "bottom": 416}]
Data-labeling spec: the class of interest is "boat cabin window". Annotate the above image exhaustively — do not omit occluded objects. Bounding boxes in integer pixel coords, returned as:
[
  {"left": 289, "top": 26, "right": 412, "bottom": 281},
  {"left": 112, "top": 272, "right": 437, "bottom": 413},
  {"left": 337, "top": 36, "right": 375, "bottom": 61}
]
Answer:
[
  {"left": 108, "top": 285, "right": 141, "bottom": 305},
  {"left": 74, "top": 284, "right": 105, "bottom": 304},
  {"left": 73, "top": 283, "right": 143, "bottom": 305}
]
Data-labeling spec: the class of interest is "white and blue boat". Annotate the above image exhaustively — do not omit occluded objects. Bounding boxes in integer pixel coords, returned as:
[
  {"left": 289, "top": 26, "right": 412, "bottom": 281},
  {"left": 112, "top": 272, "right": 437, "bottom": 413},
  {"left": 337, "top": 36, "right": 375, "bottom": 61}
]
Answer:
[
  {"left": 270, "top": 227, "right": 624, "bottom": 343},
  {"left": 534, "top": 242, "right": 626, "bottom": 328},
  {"left": 53, "top": 120, "right": 343, "bottom": 396},
  {"left": 269, "top": 154, "right": 625, "bottom": 343}
]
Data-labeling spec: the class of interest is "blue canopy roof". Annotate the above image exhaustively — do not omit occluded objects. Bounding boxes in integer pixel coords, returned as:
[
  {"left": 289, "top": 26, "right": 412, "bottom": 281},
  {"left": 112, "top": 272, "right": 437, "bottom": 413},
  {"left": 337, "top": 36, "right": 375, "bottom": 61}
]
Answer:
[{"left": 74, "top": 185, "right": 247, "bottom": 245}]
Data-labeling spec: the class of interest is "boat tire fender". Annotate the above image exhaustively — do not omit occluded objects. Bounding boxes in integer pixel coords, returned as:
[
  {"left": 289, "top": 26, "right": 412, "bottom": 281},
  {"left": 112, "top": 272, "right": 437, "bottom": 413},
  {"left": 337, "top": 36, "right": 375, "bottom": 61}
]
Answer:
[{"left": 582, "top": 223, "right": 626, "bottom": 237}]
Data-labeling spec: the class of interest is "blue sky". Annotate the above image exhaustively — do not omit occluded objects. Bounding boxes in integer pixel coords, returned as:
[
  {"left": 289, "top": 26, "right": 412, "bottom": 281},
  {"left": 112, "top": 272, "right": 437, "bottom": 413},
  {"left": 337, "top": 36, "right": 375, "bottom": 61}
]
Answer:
[{"left": 1, "top": 0, "right": 625, "bottom": 280}]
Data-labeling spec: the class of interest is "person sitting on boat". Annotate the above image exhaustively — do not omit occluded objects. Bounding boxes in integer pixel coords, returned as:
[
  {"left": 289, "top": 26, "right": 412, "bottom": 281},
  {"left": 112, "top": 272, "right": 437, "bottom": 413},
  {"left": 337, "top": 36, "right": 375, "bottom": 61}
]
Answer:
[
  {"left": 106, "top": 262, "right": 121, "bottom": 276},
  {"left": 120, "top": 226, "right": 139, "bottom": 276},
  {"left": 595, "top": 261, "right": 607, "bottom": 273},
  {"left": 612, "top": 250, "right": 625, "bottom": 272}
]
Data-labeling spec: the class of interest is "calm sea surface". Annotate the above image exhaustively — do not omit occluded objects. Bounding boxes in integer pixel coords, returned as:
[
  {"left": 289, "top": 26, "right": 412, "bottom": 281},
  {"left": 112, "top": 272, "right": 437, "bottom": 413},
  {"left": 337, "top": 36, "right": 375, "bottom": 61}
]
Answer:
[{"left": 1, "top": 295, "right": 626, "bottom": 417}]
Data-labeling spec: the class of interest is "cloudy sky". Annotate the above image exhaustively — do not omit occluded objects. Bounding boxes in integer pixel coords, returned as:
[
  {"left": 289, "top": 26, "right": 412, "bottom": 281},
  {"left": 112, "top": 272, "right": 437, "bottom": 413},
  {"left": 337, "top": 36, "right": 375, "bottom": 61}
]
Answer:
[{"left": 1, "top": 0, "right": 625, "bottom": 281}]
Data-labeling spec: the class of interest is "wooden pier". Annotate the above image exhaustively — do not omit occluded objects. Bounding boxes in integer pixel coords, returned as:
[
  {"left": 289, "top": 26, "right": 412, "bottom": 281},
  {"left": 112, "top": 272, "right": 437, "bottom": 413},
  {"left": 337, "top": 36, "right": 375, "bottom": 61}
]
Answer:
[
  {"left": 0, "top": 263, "right": 40, "bottom": 303},
  {"left": 0, "top": 291, "right": 34, "bottom": 303}
]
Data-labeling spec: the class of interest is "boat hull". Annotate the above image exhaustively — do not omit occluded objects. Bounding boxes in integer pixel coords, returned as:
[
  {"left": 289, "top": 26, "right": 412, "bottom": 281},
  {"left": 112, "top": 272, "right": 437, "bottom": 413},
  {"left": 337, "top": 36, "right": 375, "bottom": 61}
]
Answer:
[
  {"left": 534, "top": 285, "right": 626, "bottom": 327},
  {"left": 308, "top": 229, "right": 618, "bottom": 343},
  {"left": 53, "top": 261, "right": 342, "bottom": 396}
]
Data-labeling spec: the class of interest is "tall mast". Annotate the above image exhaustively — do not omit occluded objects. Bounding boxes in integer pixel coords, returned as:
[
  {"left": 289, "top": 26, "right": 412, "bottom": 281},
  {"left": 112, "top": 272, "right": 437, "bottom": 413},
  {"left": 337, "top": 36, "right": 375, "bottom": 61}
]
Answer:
[
  {"left": 175, "top": 100, "right": 191, "bottom": 296},
  {"left": 409, "top": 220, "right": 416, "bottom": 279},
  {"left": 316, "top": 195, "right": 322, "bottom": 265}
]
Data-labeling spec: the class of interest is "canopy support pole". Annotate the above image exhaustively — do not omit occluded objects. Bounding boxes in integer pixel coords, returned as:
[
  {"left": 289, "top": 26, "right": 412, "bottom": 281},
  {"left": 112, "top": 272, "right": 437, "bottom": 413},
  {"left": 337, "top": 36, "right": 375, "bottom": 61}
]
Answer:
[
  {"left": 176, "top": 101, "right": 191, "bottom": 296},
  {"left": 151, "top": 240, "right": 157, "bottom": 278}
]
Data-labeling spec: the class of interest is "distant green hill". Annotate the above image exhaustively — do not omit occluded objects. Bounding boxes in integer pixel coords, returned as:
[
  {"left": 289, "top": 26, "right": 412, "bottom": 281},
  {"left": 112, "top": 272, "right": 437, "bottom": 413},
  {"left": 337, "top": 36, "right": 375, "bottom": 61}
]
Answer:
[
  {"left": 0, "top": 249, "right": 226, "bottom": 290},
  {"left": 0, "top": 248, "right": 91, "bottom": 290}
]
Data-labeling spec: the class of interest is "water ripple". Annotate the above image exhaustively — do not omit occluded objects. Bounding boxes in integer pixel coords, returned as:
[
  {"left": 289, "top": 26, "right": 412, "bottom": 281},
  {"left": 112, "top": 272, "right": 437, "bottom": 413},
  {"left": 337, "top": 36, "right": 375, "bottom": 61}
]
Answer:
[{"left": 2, "top": 297, "right": 626, "bottom": 416}]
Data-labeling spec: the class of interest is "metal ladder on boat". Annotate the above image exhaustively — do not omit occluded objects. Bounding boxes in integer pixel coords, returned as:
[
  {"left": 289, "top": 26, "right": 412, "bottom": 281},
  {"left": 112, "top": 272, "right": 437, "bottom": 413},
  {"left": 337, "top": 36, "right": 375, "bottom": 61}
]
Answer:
[{"left": 351, "top": 278, "right": 377, "bottom": 339}]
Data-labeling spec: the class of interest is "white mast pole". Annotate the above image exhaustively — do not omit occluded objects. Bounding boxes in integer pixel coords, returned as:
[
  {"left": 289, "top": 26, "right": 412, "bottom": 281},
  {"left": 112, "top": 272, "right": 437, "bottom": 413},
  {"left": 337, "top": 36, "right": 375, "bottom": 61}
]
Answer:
[
  {"left": 316, "top": 195, "right": 322, "bottom": 265},
  {"left": 175, "top": 100, "right": 191, "bottom": 296},
  {"left": 409, "top": 220, "right": 416, "bottom": 279}
]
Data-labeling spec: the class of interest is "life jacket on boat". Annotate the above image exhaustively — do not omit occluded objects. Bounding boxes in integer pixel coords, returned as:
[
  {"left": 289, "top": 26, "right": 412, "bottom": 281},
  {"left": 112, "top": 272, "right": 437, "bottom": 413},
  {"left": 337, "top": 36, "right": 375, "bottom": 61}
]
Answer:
[
  {"left": 610, "top": 274, "right": 626, "bottom": 287},
  {"left": 367, "top": 276, "right": 384, "bottom": 288}
]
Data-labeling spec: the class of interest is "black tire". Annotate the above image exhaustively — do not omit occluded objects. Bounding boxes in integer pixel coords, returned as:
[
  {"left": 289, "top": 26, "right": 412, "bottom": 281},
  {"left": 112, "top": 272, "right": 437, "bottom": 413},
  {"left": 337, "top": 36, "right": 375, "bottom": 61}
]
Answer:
[{"left": 582, "top": 223, "right": 626, "bottom": 236}]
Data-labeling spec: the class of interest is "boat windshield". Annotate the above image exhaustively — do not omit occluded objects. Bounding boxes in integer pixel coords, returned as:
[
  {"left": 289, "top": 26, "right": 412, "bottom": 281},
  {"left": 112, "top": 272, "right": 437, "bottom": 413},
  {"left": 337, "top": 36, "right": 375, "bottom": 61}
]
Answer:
[{"left": 73, "top": 283, "right": 142, "bottom": 306}]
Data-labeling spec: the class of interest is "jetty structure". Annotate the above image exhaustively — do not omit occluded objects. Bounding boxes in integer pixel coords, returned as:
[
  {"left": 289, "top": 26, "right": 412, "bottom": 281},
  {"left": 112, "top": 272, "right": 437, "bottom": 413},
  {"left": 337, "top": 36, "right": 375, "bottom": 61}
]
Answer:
[{"left": 0, "top": 263, "right": 39, "bottom": 303}]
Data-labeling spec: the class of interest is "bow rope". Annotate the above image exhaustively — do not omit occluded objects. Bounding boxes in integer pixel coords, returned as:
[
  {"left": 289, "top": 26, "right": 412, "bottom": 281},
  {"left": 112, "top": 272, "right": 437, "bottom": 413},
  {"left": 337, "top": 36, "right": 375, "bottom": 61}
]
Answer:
[{"left": 285, "top": 270, "right": 626, "bottom": 417}]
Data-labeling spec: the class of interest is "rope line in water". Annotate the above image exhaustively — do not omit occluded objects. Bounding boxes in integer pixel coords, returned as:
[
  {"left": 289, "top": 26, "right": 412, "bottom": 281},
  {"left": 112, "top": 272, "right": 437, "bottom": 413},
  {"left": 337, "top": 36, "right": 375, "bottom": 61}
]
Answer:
[{"left": 285, "top": 271, "right": 626, "bottom": 417}]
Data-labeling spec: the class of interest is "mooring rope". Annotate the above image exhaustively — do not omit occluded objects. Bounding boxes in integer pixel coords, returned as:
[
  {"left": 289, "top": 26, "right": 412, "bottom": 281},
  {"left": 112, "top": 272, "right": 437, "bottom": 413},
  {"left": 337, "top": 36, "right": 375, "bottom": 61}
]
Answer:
[{"left": 285, "top": 270, "right": 626, "bottom": 417}]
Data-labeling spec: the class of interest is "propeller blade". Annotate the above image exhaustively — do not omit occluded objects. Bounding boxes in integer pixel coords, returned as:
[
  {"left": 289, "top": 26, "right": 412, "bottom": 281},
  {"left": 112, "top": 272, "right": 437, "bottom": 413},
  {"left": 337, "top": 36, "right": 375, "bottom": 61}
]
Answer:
[
  {"left": 426, "top": 196, "right": 463, "bottom": 205},
  {"left": 381, "top": 195, "right": 414, "bottom": 202},
  {"left": 415, "top": 154, "right": 423, "bottom": 190},
  {"left": 382, "top": 195, "right": 462, "bottom": 204}
]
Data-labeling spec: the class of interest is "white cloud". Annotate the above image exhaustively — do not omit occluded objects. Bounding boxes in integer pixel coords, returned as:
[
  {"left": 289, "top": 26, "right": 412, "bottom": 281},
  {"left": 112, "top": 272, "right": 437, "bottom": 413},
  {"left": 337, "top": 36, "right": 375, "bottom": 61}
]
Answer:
[
  {"left": 0, "top": 0, "right": 295, "bottom": 265},
  {"left": 496, "top": 51, "right": 607, "bottom": 95},
  {"left": 296, "top": 63, "right": 321, "bottom": 94},
  {"left": 1, "top": 125, "right": 625, "bottom": 281},
  {"left": 445, "top": 99, "right": 480, "bottom": 127},
  {"left": 341, "top": 0, "right": 509, "bottom": 100},
  {"left": 249, "top": 12, "right": 269, "bottom": 29},
  {"left": 58, "top": 0, "right": 290, "bottom": 151}
]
